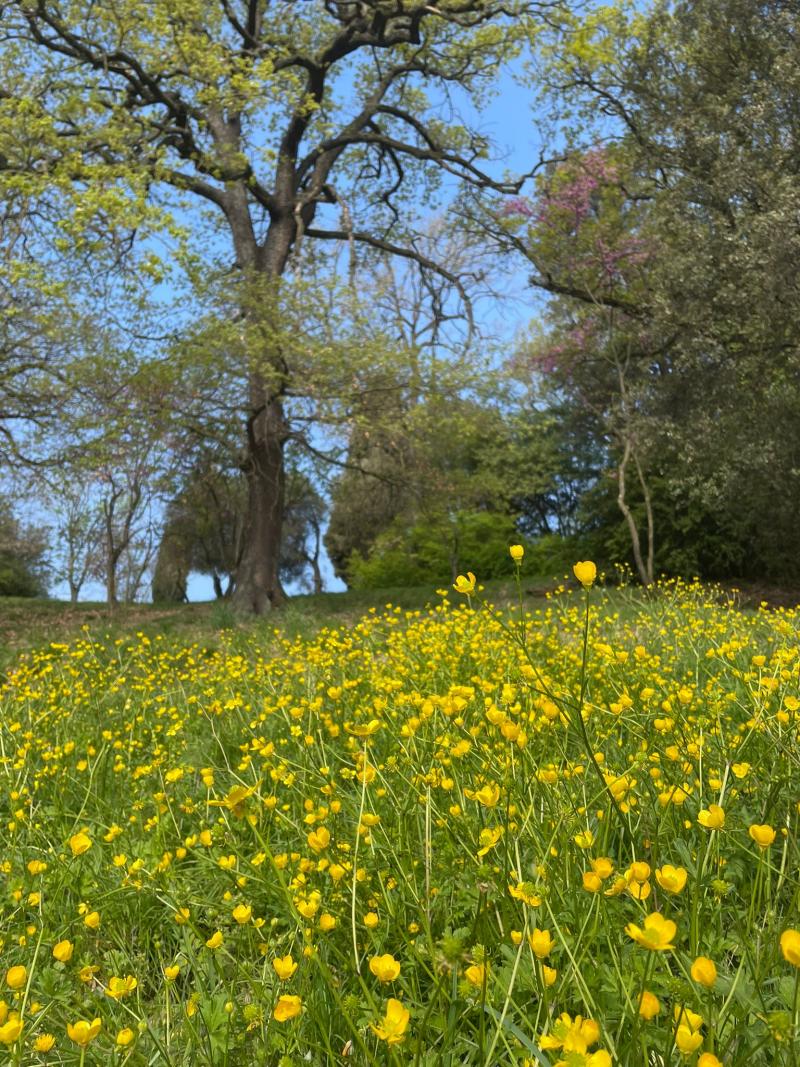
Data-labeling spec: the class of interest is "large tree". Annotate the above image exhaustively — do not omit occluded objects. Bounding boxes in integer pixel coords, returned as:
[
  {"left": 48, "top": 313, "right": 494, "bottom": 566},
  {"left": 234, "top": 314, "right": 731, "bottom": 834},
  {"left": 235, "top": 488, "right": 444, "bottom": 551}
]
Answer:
[
  {"left": 0, "top": 0, "right": 557, "bottom": 612},
  {"left": 539, "top": 0, "right": 800, "bottom": 580}
]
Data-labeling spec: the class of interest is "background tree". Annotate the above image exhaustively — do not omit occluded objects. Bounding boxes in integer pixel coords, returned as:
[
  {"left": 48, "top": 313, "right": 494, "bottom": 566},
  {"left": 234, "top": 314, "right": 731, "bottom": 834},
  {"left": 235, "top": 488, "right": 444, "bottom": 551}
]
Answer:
[
  {"left": 520, "top": 0, "right": 800, "bottom": 580},
  {"left": 0, "top": 497, "right": 48, "bottom": 597},
  {"left": 1, "top": 0, "right": 559, "bottom": 613}
]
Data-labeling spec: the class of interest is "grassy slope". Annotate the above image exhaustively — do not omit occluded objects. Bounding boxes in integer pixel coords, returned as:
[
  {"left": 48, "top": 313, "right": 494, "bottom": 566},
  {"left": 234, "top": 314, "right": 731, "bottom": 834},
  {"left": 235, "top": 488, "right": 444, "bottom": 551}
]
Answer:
[{"left": 0, "top": 573, "right": 564, "bottom": 671}]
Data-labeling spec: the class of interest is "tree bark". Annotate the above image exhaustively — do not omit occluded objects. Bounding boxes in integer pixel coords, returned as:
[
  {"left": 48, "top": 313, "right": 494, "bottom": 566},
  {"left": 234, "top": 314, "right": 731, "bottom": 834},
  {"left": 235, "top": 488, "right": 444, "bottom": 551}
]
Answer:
[
  {"left": 232, "top": 383, "right": 288, "bottom": 612},
  {"left": 228, "top": 211, "right": 293, "bottom": 614},
  {"left": 616, "top": 436, "right": 651, "bottom": 586}
]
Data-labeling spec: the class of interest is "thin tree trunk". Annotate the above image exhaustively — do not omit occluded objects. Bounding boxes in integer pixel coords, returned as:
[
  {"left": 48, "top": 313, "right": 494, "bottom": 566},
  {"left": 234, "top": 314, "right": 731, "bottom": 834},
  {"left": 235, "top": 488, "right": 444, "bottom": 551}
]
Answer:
[
  {"left": 632, "top": 449, "right": 655, "bottom": 585},
  {"left": 616, "top": 436, "right": 650, "bottom": 586}
]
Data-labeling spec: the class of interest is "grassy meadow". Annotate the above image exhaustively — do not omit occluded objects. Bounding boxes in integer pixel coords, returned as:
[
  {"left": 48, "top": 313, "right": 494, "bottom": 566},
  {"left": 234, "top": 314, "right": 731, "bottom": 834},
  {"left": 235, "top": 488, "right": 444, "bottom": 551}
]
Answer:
[{"left": 1, "top": 564, "right": 800, "bottom": 1065}]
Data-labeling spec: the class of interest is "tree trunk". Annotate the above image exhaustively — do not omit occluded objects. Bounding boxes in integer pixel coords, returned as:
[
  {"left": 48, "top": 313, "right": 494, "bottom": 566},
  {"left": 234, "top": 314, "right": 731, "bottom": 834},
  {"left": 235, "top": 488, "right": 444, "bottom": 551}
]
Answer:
[
  {"left": 228, "top": 212, "right": 294, "bottom": 614},
  {"left": 616, "top": 436, "right": 651, "bottom": 587},
  {"left": 633, "top": 449, "right": 655, "bottom": 585},
  {"left": 231, "top": 380, "right": 288, "bottom": 613}
]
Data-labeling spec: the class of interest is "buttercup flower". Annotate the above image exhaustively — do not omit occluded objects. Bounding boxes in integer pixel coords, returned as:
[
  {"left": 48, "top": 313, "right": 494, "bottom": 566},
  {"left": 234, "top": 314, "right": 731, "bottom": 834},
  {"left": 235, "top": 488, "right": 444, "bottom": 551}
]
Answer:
[
  {"left": 69, "top": 832, "right": 92, "bottom": 857},
  {"left": 273, "top": 995, "right": 302, "bottom": 1022},
  {"left": 106, "top": 975, "right": 138, "bottom": 999},
  {"left": 5, "top": 967, "right": 26, "bottom": 991},
  {"left": 691, "top": 956, "right": 717, "bottom": 987},
  {"left": 272, "top": 955, "right": 298, "bottom": 980},
  {"left": 67, "top": 1018, "right": 102, "bottom": 1047},
  {"left": 453, "top": 572, "right": 476, "bottom": 595},
  {"left": 371, "top": 998, "right": 409, "bottom": 1044},
  {"left": 510, "top": 545, "right": 524, "bottom": 563},
  {"left": 749, "top": 824, "right": 775, "bottom": 848},
  {"left": 656, "top": 864, "right": 688, "bottom": 894},
  {"left": 625, "top": 912, "right": 677, "bottom": 951},
  {"left": 52, "top": 940, "right": 74, "bottom": 963},
  {"left": 638, "top": 990, "right": 661, "bottom": 1020},
  {"left": 676, "top": 1025, "right": 703, "bottom": 1054},
  {"left": 528, "top": 928, "right": 555, "bottom": 959},
  {"left": 573, "top": 561, "right": 597, "bottom": 588},
  {"left": 369, "top": 954, "right": 401, "bottom": 982},
  {"left": 698, "top": 804, "right": 725, "bottom": 830},
  {"left": 780, "top": 929, "right": 800, "bottom": 966},
  {"left": 0, "top": 1016, "right": 22, "bottom": 1045}
]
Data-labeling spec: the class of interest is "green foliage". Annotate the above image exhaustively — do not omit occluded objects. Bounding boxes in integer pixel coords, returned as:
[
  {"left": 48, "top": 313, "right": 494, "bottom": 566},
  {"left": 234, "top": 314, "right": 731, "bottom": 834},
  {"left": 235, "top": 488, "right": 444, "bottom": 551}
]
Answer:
[
  {"left": 347, "top": 510, "right": 522, "bottom": 589},
  {"left": 0, "top": 499, "right": 48, "bottom": 597}
]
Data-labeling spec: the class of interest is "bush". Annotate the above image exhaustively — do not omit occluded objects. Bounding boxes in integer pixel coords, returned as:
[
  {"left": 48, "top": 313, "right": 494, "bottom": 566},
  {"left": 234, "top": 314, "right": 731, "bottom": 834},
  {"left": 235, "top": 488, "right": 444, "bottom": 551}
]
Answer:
[{"left": 347, "top": 510, "right": 524, "bottom": 589}]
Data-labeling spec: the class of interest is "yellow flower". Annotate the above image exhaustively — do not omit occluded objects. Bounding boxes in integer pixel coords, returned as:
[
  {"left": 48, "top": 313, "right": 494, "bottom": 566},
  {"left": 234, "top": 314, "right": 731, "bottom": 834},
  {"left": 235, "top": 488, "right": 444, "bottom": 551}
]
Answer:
[
  {"left": 539, "top": 1013, "right": 600, "bottom": 1053},
  {"left": 675, "top": 1025, "right": 703, "bottom": 1054},
  {"left": 638, "top": 990, "right": 661, "bottom": 1020},
  {"left": 209, "top": 785, "right": 253, "bottom": 818},
  {"left": 0, "top": 1016, "right": 22, "bottom": 1045},
  {"left": 510, "top": 545, "right": 524, "bottom": 563},
  {"left": 67, "top": 1018, "right": 102, "bottom": 1047},
  {"left": 464, "top": 963, "right": 486, "bottom": 987},
  {"left": 369, "top": 954, "right": 401, "bottom": 982},
  {"left": 5, "top": 967, "right": 26, "bottom": 991},
  {"left": 307, "top": 826, "right": 330, "bottom": 853},
  {"left": 273, "top": 995, "right": 302, "bottom": 1022},
  {"left": 77, "top": 965, "right": 99, "bottom": 983},
  {"left": 52, "top": 940, "right": 74, "bottom": 963},
  {"left": 629, "top": 861, "right": 650, "bottom": 883},
  {"left": 655, "top": 864, "right": 688, "bottom": 894},
  {"left": 582, "top": 871, "right": 603, "bottom": 893},
  {"left": 698, "top": 1055, "right": 723, "bottom": 1067},
  {"left": 453, "top": 572, "right": 476, "bottom": 595},
  {"left": 477, "top": 826, "right": 503, "bottom": 856},
  {"left": 471, "top": 782, "right": 500, "bottom": 807},
  {"left": 780, "top": 929, "right": 800, "bottom": 966},
  {"left": 749, "top": 824, "right": 776, "bottom": 848},
  {"left": 272, "top": 955, "right": 298, "bottom": 980},
  {"left": 84, "top": 910, "right": 101, "bottom": 930},
  {"left": 625, "top": 912, "right": 677, "bottom": 951},
  {"left": 573, "top": 560, "right": 597, "bottom": 588},
  {"left": 364, "top": 911, "right": 379, "bottom": 929},
  {"left": 206, "top": 931, "right": 224, "bottom": 950},
  {"left": 674, "top": 1005, "right": 703, "bottom": 1032},
  {"left": 116, "top": 1028, "right": 135, "bottom": 1047},
  {"left": 164, "top": 965, "right": 180, "bottom": 980},
  {"left": 698, "top": 804, "right": 725, "bottom": 830},
  {"left": 319, "top": 913, "right": 336, "bottom": 932},
  {"left": 591, "top": 857, "right": 614, "bottom": 879},
  {"left": 106, "top": 975, "right": 138, "bottom": 999},
  {"left": 371, "top": 998, "right": 410, "bottom": 1044},
  {"left": 507, "top": 881, "right": 542, "bottom": 906},
  {"left": 542, "top": 965, "right": 558, "bottom": 987},
  {"left": 69, "top": 832, "right": 92, "bottom": 857},
  {"left": 232, "top": 904, "right": 252, "bottom": 924},
  {"left": 574, "top": 829, "right": 594, "bottom": 849},
  {"left": 34, "top": 1034, "right": 55, "bottom": 1051},
  {"left": 27, "top": 860, "right": 47, "bottom": 875},
  {"left": 691, "top": 956, "right": 717, "bottom": 987},
  {"left": 528, "top": 928, "right": 555, "bottom": 959}
]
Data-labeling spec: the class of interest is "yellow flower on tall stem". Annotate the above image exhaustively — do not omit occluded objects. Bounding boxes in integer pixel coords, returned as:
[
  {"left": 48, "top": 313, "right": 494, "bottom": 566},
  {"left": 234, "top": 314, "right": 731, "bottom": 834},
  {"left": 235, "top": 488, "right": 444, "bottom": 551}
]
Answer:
[{"left": 371, "top": 998, "right": 409, "bottom": 1044}]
